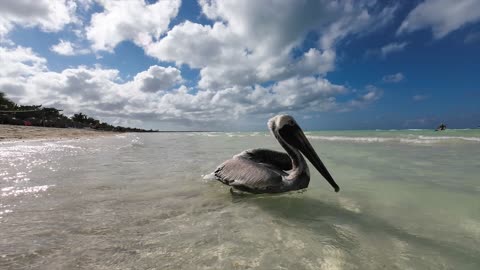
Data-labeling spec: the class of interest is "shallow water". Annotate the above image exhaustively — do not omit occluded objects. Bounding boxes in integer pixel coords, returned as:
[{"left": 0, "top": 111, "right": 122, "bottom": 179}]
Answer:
[{"left": 1, "top": 130, "right": 479, "bottom": 269}]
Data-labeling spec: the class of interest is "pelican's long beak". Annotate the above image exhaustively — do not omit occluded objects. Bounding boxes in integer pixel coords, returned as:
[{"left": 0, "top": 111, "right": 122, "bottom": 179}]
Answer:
[{"left": 281, "top": 125, "right": 340, "bottom": 192}]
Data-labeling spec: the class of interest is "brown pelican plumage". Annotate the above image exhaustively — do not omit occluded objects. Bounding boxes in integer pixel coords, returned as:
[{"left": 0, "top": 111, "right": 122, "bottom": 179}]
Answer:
[{"left": 211, "top": 115, "right": 339, "bottom": 194}]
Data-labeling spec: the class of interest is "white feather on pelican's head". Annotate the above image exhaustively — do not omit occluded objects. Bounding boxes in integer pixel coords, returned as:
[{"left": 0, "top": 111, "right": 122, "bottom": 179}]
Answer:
[{"left": 268, "top": 115, "right": 297, "bottom": 131}]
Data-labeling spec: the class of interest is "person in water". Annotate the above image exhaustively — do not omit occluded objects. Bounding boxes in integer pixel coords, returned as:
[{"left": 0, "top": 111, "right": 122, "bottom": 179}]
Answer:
[{"left": 435, "top": 123, "right": 447, "bottom": 131}]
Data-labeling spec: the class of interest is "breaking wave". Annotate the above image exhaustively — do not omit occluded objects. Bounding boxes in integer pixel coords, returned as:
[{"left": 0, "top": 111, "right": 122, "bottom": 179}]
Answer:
[
  {"left": 188, "top": 130, "right": 480, "bottom": 144},
  {"left": 306, "top": 135, "right": 480, "bottom": 144}
]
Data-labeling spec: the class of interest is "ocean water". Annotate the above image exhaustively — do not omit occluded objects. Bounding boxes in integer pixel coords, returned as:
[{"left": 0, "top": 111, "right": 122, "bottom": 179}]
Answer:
[{"left": 1, "top": 129, "right": 479, "bottom": 269}]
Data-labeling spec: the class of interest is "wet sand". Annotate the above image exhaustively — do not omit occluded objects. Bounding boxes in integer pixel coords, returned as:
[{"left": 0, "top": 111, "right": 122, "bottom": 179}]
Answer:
[{"left": 0, "top": 125, "right": 114, "bottom": 141}]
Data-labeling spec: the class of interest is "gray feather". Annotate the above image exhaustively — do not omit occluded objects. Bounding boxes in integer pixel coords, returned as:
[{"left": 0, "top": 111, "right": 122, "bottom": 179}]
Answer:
[
  {"left": 233, "top": 148, "right": 292, "bottom": 171},
  {"left": 214, "top": 158, "right": 284, "bottom": 192}
]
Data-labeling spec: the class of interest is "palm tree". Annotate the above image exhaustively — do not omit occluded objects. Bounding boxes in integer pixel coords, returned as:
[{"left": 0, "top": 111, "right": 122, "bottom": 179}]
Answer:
[
  {"left": 0, "top": 92, "right": 17, "bottom": 110},
  {"left": 72, "top": 113, "right": 88, "bottom": 123}
]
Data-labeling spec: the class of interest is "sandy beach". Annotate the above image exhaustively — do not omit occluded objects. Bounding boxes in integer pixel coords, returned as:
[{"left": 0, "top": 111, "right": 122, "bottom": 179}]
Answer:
[{"left": 0, "top": 124, "right": 114, "bottom": 141}]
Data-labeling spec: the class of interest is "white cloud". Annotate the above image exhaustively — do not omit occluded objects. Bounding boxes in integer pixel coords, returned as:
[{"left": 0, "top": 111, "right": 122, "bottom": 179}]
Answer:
[
  {"left": 0, "top": 46, "right": 47, "bottom": 77},
  {"left": 1, "top": 1, "right": 396, "bottom": 129},
  {"left": 133, "top": 66, "right": 183, "bottom": 93},
  {"left": 0, "top": 0, "right": 78, "bottom": 37},
  {"left": 0, "top": 46, "right": 47, "bottom": 97},
  {"left": 381, "top": 42, "right": 408, "bottom": 57},
  {"left": 50, "top": 39, "right": 90, "bottom": 56},
  {"left": 270, "top": 76, "right": 347, "bottom": 111},
  {"left": 398, "top": 0, "right": 480, "bottom": 39},
  {"left": 383, "top": 72, "right": 405, "bottom": 83},
  {"left": 76, "top": 0, "right": 94, "bottom": 11},
  {"left": 320, "top": 3, "right": 398, "bottom": 49},
  {"left": 1, "top": 45, "right": 383, "bottom": 129},
  {"left": 145, "top": 20, "right": 339, "bottom": 90},
  {"left": 146, "top": 21, "right": 229, "bottom": 69},
  {"left": 340, "top": 85, "right": 383, "bottom": 112},
  {"left": 145, "top": 0, "right": 397, "bottom": 90},
  {"left": 413, "top": 94, "right": 430, "bottom": 102},
  {"left": 86, "top": 0, "right": 181, "bottom": 51},
  {"left": 51, "top": 40, "right": 75, "bottom": 55},
  {"left": 365, "top": 42, "right": 408, "bottom": 58}
]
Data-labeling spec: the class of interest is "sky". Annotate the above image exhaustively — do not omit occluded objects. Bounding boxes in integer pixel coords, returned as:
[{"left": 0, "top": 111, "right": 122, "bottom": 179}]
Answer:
[{"left": 0, "top": 0, "right": 479, "bottom": 131}]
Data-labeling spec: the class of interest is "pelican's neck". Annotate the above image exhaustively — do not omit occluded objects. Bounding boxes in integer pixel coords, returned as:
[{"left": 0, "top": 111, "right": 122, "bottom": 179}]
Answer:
[{"left": 275, "top": 132, "right": 308, "bottom": 179}]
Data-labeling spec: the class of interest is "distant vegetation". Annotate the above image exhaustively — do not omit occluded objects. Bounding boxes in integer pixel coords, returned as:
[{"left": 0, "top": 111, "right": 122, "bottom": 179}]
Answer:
[{"left": 0, "top": 92, "right": 156, "bottom": 132}]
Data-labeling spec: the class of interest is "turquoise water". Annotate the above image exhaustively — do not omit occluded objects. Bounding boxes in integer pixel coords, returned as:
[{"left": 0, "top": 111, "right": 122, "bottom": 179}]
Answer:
[{"left": 1, "top": 129, "right": 479, "bottom": 269}]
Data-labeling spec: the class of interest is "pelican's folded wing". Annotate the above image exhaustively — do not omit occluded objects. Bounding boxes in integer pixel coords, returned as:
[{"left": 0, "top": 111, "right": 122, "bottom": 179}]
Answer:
[
  {"left": 233, "top": 148, "right": 292, "bottom": 171},
  {"left": 214, "top": 158, "right": 283, "bottom": 192}
]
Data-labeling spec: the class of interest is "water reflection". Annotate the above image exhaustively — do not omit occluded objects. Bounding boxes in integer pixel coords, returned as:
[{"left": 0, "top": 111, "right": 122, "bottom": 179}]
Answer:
[
  {"left": 239, "top": 195, "right": 479, "bottom": 269},
  {"left": 1, "top": 133, "right": 479, "bottom": 269}
]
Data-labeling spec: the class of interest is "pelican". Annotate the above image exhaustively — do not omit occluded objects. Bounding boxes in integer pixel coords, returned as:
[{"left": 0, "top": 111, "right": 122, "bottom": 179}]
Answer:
[{"left": 210, "top": 115, "right": 339, "bottom": 194}]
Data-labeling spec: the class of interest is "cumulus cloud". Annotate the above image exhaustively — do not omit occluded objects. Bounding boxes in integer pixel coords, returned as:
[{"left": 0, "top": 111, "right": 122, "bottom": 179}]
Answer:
[
  {"left": 50, "top": 40, "right": 75, "bottom": 55},
  {"left": 76, "top": 0, "right": 95, "bottom": 11},
  {"left": 0, "top": 46, "right": 47, "bottom": 77},
  {"left": 145, "top": 0, "right": 398, "bottom": 89},
  {"left": 1, "top": 45, "right": 383, "bottom": 129},
  {"left": 50, "top": 39, "right": 90, "bottom": 56},
  {"left": 398, "top": 0, "right": 480, "bottom": 39},
  {"left": 1, "top": 1, "right": 396, "bottom": 129},
  {"left": 383, "top": 72, "right": 404, "bottom": 83},
  {"left": 133, "top": 66, "right": 183, "bottom": 93},
  {"left": 0, "top": 46, "right": 47, "bottom": 98},
  {"left": 86, "top": 0, "right": 181, "bottom": 51},
  {"left": 0, "top": 0, "right": 78, "bottom": 37},
  {"left": 146, "top": 20, "right": 339, "bottom": 90}
]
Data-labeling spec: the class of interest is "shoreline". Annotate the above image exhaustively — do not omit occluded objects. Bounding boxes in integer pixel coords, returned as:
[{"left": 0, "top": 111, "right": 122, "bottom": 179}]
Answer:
[{"left": 0, "top": 124, "right": 116, "bottom": 142}]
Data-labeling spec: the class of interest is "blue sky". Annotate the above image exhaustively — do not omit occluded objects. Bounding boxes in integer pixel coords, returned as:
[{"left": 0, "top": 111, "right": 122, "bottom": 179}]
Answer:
[{"left": 1, "top": 0, "right": 479, "bottom": 130}]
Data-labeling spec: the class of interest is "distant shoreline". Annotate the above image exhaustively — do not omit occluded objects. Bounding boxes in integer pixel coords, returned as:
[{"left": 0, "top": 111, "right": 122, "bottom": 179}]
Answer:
[
  {"left": 0, "top": 124, "right": 115, "bottom": 142},
  {"left": 2, "top": 125, "right": 477, "bottom": 143},
  {"left": 0, "top": 125, "right": 221, "bottom": 142}
]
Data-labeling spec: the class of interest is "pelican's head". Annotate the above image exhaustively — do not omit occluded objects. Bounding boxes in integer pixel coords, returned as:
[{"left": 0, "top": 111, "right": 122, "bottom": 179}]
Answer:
[
  {"left": 268, "top": 115, "right": 340, "bottom": 192},
  {"left": 268, "top": 114, "right": 296, "bottom": 131}
]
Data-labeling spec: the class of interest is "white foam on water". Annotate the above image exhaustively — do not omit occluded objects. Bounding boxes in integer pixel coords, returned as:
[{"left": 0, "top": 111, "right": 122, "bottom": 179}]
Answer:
[
  {"left": 307, "top": 135, "right": 480, "bottom": 144},
  {"left": 418, "top": 135, "right": 480, "bottom": 142},
  {"left": 317, "top": 245, "right": 347, "bottom": 270},
  {"left": 201, "top": 173, "right": 216, "bottom": 181},
  {"left": 338, "top": 197, "right": 361, "bottom": 213},
  {"left": 307, "top": 135, "right": 393, "bottom": 143},
  {"left": 226, "top": 133, "right": 246, "bottom": 137},
  {"left": 461, "top": 219, "right": 480, "bottom": 240}
]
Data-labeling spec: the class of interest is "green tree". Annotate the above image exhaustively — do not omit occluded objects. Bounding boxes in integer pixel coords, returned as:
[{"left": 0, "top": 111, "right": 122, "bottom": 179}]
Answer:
[
  {"left": 0, "top": 92, "right": 17, "bottom": 110},
  {"left": 72, "top": 113, "right": 87, "bottom": 123}
]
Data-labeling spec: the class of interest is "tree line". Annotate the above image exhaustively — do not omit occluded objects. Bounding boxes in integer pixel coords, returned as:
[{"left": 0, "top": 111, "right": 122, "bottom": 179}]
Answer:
[{"left": 0, "top": 92, "right": 157, "bottom": 132}]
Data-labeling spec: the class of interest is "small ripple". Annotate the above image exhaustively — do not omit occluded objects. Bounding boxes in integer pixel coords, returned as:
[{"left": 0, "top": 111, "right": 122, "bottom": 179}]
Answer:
[
  {"left": 1, "top": 185, "right": 53, "bottom": 198},
  {"left": 337, "top": 197, "right": 361, "bottom": 213},
  {"left": 316, "top": 245, "right": 347, "bottom": 270},
  {"left": 0, "top": 203, "right": 14, "bottom": 219},
  {"left": 460, "top": 219, "right": 480, "bottom": 240}
]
